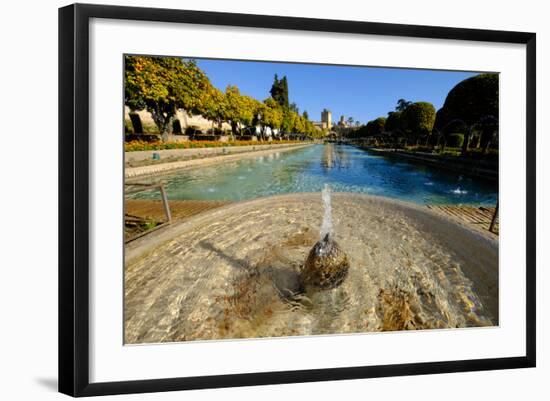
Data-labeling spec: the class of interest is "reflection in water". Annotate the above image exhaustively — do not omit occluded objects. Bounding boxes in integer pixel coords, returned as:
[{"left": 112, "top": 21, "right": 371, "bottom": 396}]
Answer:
[
  {"left": 130, "top": 144, "right": 498, "bottom": 205},
  {"left": 322, "top": 143, "right": 350, "bottom": 170},
  {"left": 322, "top": 143, "right": 334, "bottom": 169}
]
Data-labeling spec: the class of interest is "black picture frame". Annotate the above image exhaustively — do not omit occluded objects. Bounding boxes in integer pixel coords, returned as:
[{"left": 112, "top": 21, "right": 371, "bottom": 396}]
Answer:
[{"left": 59, "top": 3, "right": 536, "bottom": 397}]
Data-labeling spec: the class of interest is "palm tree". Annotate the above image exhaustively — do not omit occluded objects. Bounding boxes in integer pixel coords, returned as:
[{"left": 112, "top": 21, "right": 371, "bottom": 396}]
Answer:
[{"left": 396, "top": 99, "right": 412, "bottom": 112}]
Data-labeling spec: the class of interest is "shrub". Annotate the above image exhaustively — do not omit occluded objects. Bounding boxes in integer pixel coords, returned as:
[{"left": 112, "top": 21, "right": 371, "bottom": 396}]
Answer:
[
  {"left": 447, "top": 133, "right": 464, "bottom": 148},
  {"left": 185, "top": 126, "right": 202, "bottom": 136}
]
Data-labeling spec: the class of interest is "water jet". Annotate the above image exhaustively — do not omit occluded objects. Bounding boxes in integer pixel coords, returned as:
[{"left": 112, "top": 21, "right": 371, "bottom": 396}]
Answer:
[{"left": 302, "top": 185, "right": 350, "bottom": 289}]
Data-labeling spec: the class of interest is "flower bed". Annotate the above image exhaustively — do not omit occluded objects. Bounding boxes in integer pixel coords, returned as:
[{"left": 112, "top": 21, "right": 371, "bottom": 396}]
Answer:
[{"left": 125, "top": 139, "right": 308, "bottom": 152}]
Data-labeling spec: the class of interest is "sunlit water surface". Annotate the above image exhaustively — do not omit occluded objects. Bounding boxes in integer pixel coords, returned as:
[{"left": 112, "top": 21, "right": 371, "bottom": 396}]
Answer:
[
  {"left": 125, "top": 145, "right": 499, "bottom": 343},
  {"left": 131, "top": 144, "right": 497, "bottom": 205}
]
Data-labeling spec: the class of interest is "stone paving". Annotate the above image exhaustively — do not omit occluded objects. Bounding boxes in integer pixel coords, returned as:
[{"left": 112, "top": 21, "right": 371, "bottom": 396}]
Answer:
[{"left": 126, "top": 199, "right": 232, "bottom": 222}]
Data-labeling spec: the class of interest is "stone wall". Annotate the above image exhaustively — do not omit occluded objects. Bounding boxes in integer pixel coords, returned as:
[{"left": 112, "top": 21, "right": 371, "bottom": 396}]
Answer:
[
  {"left": 125, "top": 143, "right": 312, "bottom": 172},
  {"left": 124, "top": 106, "right": 232, "bottom": 133}
]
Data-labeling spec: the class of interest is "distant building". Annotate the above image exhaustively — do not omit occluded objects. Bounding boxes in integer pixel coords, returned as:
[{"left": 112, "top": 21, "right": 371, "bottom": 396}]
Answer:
[
  {"left": 313, "top": 108, "right": 333, "bottom": 132},
  {"left": 333, "top": 115, "right": 356, "bottom": 136},
  {"left": 321, "top": 109, "right": 332, "bottom": 130}
]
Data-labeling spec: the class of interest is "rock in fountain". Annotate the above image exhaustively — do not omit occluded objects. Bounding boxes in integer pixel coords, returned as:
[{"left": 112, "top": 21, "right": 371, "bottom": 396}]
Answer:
[
  {"left": 302, "top": 185, "right": 350, "bottom": 289},
  {"left": 303, "top": 233, "right": 350, "bottom": 289}
]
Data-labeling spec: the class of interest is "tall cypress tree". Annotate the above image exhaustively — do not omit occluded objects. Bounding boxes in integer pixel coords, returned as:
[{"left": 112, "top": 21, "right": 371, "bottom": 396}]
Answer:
[
  {"left": 270, "top": 74, "right": 289, "bottom": 109},
  {"left": 270, "top": 74, "right": 281, "bottom": 105},
  {"left": 280, "top": 76, "right": 289, "bottom": 108}
]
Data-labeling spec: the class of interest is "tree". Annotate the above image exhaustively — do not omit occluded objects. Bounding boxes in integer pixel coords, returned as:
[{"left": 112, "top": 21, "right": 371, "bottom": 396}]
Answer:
[
  {"left": 385, "top": 111, "right": 403, "bottom": 134},
  {"left": 250, "top": 99, "right": 264, "bottom": 125},
  {"left": 294, "top": 114, "right": 305, "bottom": 133},
  {"left": 282, "top": 110, "right": 297, "bottom": 133},
  {"left": 433, "top": 107, "right": 450, "bottom": 133},
  {"left": 304, "top": 120, "right": 316, "bottom": 137},
  {"left": 124, "top": 56, "right": 210, "bottom": 140},
  {"left": 395, "top": 98, "right": 412, "bottom": 112},
  {"left": 477, "top": 117, "right": 498, "bottom": 154},
  {"left": 349, "top": 124, "right": 368, "bottom": 139},
  {"left": 270, "top": 74, "right": 289, "bottom": 108},
  {"left": 125, "top": 56, "right": 315, "bottom": 143},
  {"left": 436, "top": 73, "right": 498, "bottom": 154},
  {"left": 202, "top": 86, "right": 227, "bottom": 131},
  {"left": 269, "top": 74, "right": 279, "bottom": 102},
  {"left": 262, "top": 98, "right": 284, "bottom": 130},
  {"left": 401, "top": 102, "right": 436, "bottom": 143},
  {"left": 366, "top": 117, "right": 386, "bottom": 136},
  {"left": 280, "top": 76, "right": 289, "bottom": 108},
  {"left": 224, "top": 85, "right": 254, "bottom": 136},
  {"left": 347, "top": 117, "right": 354, "bottom": 127}
]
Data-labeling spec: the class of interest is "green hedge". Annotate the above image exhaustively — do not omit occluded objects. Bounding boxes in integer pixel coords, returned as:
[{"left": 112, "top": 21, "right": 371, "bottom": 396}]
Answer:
[{"left": 447, "top": 133, "right": 464, "bottom": 148}]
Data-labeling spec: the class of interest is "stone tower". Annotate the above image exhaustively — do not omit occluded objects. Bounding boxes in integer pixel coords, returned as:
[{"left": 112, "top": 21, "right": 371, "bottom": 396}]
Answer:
[{"left": 321, "top": 109, "right": 332, "bottom": 130}]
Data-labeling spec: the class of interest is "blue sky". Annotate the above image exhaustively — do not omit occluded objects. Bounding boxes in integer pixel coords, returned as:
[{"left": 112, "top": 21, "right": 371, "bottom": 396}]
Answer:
[{"left": 194, "top": 58, "right": 478, "bottom": 124}]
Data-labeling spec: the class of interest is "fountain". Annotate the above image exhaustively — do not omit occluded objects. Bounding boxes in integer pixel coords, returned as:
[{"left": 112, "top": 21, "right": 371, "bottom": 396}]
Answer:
[
  {"left": 302, "top": 185, "right": 350, "bottom": 289},
  {"left": 125, "top": 192, "right": 498, "bottom": 343}
]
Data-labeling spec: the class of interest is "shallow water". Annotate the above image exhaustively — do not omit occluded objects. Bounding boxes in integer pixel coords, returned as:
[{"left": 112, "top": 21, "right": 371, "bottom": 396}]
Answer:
[
  {"left": 130, "top": 144, "right": 498, "bottom": 205},
  {"left": 124, "top": 194, "right": 498, "bottom": 344}
]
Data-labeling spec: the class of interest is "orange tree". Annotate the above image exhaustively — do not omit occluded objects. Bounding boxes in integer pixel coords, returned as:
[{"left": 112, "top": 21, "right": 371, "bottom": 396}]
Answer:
[
  {"left": 125, "top": 56, "right": 211, "bottom": 140},
  {"left": 201, "top": 86, "right": 227, "bottom": 132},
  {"left": 223, "top": 85, "right": 255, "bottom": 136},
  {"left": 125, "top": 56, "right": 318, "bottom": 142},
  {"left": 262, "top": 98, "right": 283, "bottom": 131}
]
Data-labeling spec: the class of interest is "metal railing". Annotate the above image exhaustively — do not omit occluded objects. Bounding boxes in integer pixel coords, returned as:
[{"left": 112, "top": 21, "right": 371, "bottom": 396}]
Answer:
[{"left": 124, "top": 182, "right": 172, "bottom": 243}]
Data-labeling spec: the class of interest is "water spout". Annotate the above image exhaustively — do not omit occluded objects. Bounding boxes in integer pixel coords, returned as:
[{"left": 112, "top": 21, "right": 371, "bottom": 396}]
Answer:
[
  {"left": 302, "top": 184, "right": 350, "bottom": 290},
  {"left": 320, "top": 184, "right": 332, "bottom": 240}
]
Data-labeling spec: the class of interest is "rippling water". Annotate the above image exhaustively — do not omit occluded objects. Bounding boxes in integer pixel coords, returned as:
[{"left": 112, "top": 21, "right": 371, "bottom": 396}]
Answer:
[
  {"left": 124, "top": 194, "right": 498, "bottom": 344},
  {"left": 130, "top": 144, "right": 498, "bottom": 205}
]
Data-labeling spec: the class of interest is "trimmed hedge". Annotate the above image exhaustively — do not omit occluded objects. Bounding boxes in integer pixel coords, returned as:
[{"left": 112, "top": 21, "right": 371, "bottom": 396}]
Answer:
[{"left": 447, "top": 133, "right": 464, "bottom": 148}]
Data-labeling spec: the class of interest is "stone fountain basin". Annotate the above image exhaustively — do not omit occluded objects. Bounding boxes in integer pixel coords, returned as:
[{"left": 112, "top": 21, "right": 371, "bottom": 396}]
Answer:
[{"left": 124, "top": 193, "right": 498, "bottom": 344}]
